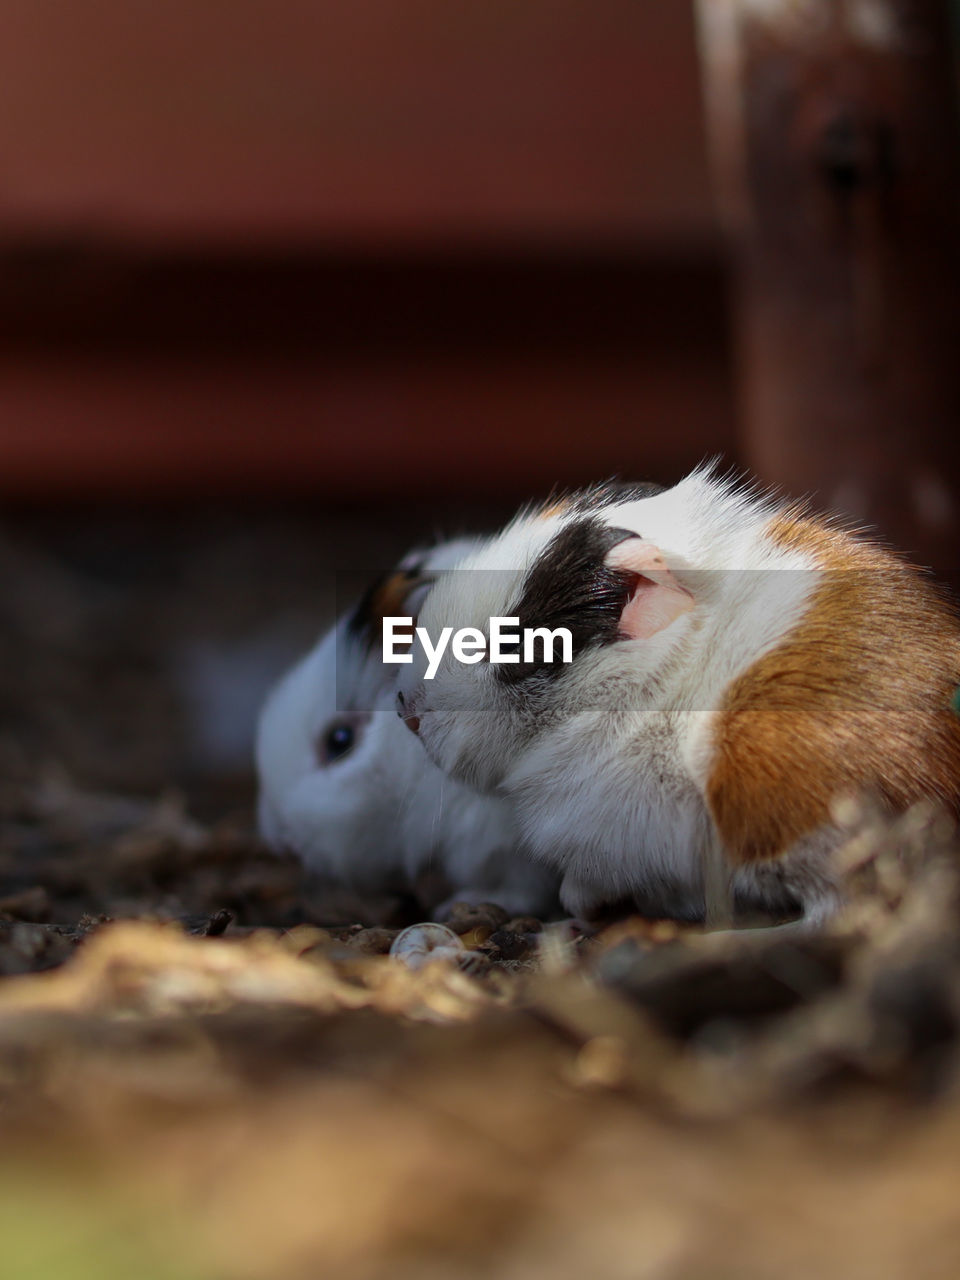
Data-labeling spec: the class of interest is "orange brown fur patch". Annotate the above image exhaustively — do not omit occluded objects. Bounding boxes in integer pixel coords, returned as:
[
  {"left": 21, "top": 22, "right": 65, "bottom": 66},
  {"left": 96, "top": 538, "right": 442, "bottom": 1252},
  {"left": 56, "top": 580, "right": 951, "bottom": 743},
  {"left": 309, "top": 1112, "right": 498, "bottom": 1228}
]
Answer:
[
  {"left": 706, "top": 511, "right": 960, "bottom": 864},
  {"left": 350, "top": 568, "right": 425, "bottom": 651},
  {"left": 371, "top": 571, "right": 418, "bottom": 624},
  {"left": 536, "top": 496, "right": 573, "bottom": 520}
]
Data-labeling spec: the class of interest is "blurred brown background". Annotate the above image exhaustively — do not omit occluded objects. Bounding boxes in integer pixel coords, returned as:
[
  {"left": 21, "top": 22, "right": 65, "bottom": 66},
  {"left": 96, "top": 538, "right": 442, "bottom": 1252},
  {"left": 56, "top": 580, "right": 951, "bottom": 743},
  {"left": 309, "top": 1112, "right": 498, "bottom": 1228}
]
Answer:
[
  {"left": 0, "top": 0, "right": 957, "bottom": 797},
  {"left": 0, "top": 1, "right": 725, "bottom": 499}
]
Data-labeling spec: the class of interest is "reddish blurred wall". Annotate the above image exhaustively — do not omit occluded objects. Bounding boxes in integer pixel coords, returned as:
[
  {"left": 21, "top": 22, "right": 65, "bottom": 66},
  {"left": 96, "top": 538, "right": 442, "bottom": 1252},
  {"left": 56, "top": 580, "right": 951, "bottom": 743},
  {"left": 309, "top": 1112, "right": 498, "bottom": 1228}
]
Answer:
[{"left": 0, "top": 1, "right": 733, "bottom": 500}]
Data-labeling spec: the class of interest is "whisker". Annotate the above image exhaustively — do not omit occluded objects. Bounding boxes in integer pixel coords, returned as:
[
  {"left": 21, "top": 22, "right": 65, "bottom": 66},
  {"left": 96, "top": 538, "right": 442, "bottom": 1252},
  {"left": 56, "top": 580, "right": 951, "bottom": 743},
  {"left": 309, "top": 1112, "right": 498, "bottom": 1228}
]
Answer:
[
  {"left": 429, "top": 776, "right": 445, "bottom": 855},
  {"left": 394, "top": 769, "right": 420, "bottom": 824}
]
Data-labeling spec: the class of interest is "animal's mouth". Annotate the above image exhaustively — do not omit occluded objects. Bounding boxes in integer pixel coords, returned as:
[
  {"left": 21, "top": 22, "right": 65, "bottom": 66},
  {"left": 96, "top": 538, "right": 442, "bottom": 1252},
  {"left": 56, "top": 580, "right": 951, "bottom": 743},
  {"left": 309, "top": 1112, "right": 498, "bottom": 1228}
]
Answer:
[{"left": 395, "top": 686, "right": 422, "bottom": 735}]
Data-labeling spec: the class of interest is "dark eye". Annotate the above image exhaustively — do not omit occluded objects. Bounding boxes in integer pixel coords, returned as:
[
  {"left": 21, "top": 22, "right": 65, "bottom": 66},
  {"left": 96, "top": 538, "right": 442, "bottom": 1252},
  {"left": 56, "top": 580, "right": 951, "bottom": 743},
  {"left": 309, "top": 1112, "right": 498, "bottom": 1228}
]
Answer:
[{"left": 318, "top": 719, "right": 359, "bottom": 766}]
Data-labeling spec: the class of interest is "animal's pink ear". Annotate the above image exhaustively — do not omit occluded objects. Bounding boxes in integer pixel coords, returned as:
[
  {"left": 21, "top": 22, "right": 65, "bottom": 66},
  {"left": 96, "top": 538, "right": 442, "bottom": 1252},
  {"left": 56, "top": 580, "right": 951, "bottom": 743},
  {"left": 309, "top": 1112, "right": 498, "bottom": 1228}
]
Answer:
[{"left": 605, "top": 539, "right": 695, "bottom": 640}]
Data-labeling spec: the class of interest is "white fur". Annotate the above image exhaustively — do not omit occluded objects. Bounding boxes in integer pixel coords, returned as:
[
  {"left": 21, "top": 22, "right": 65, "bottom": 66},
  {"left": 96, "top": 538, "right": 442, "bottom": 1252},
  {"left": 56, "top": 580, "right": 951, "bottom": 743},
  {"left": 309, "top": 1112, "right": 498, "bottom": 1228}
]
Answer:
[
  {"left": 255, "top": 540, "right": 558, "bottom": 918},
  {"left": 397, "top": 468, "right": 840, "bottom": 922}
]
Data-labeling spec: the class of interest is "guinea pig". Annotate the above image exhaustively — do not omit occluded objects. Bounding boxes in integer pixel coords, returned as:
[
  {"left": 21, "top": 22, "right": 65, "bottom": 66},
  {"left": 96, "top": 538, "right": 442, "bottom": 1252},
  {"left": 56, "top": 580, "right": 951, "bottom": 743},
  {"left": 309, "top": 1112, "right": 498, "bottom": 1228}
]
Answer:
[
  {"left": 395, "top": 467, "right": 960, "bottom": 925},
  {"left": 255, "top": 538, "right": 559, "bottom": 919}
]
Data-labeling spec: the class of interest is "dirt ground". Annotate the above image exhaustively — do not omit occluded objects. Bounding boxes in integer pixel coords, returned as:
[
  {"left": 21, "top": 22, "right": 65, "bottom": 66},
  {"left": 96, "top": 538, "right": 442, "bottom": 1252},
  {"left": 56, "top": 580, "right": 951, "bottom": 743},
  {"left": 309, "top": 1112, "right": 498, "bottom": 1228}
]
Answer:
[{"left": 2, "top": 509, "right": 960, "bottom": 1280}]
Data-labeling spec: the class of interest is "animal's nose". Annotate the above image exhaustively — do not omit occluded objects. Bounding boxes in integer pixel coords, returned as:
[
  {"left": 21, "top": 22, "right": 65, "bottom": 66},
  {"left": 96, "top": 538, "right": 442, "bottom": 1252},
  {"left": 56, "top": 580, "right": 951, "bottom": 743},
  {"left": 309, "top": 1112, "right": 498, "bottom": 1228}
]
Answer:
[{"left": 396, "top": 689, "right": 421, "bottom": 735}]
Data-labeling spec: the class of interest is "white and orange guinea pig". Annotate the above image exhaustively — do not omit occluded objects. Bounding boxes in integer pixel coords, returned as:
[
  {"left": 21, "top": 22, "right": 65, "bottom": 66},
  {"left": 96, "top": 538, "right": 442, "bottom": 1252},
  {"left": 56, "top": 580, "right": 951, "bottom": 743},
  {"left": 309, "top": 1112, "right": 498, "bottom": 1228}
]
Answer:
[
  {"left": 396, "top": 466, "right": 960, "bottom": 925},
  {"left": 255, "top": 539, "right": 559, "bottom": 919}
]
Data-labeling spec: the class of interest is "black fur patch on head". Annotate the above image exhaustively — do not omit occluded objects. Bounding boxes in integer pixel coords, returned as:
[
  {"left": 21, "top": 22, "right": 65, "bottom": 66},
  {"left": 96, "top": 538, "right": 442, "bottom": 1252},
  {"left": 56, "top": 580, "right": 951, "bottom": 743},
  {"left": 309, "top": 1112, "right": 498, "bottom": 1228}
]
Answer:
[{"left": 497, "top": 518, "right": 639, "bottom": 684}]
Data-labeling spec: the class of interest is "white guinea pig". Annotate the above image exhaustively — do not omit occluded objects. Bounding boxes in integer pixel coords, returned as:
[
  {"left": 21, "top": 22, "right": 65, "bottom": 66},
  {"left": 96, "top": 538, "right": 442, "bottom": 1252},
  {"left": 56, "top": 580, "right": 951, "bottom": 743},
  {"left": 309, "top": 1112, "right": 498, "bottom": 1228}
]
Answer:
[
  {"left": 396, "top": 467, "right": 960, "bottom": 925},
  {"left": 255, "top": 539, "right": 559, "bottom": 918}
]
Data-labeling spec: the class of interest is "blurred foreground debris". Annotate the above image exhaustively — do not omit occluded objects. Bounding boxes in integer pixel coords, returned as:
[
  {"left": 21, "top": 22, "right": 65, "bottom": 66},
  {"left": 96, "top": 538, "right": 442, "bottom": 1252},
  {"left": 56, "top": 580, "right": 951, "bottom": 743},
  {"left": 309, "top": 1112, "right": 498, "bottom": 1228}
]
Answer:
[{"left": 1, "top": 776, "right": 960, "bottom": 1275}]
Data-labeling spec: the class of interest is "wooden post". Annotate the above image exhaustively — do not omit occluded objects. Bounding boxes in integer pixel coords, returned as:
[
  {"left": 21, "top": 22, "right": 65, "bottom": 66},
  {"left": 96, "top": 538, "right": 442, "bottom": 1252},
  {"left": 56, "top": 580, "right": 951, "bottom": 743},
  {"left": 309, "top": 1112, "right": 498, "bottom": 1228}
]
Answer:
[{"left": 696, "top": 0, "right": 960, "bottom": 579}]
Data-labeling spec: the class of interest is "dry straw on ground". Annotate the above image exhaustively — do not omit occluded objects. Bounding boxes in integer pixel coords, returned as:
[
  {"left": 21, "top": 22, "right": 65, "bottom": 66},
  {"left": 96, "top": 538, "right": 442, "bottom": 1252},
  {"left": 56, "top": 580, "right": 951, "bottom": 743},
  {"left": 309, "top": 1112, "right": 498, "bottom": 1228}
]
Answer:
[{"left": 1, "top": 772, "right": 960, "bottom": 1279}]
